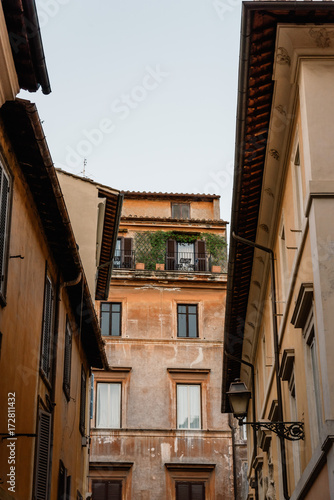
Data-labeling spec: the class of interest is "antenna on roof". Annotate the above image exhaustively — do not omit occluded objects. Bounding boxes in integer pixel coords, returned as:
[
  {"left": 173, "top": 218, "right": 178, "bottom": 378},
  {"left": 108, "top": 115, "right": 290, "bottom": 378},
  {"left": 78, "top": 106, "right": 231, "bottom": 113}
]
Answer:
[{"left": 81, "top": 158, "right": 87, "bottom": 178}]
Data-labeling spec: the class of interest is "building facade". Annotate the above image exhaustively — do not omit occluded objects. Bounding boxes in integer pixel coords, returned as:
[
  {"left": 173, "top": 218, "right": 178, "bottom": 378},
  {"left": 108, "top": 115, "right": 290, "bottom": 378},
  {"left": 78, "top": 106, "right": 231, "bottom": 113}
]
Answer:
[
  {"left": 222, "top": 2, "right": 334, "bottom": 500},
  {"left": 89, "top": 192, "right": 235, "bottom": 500}
]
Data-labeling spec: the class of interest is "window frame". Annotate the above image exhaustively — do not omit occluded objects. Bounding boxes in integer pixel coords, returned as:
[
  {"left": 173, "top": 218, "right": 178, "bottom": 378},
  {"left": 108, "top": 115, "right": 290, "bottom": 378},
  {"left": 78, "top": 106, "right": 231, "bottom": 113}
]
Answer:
[
  {"left": 95, "top": 382, "right": 122, "bottom": 429},
  {"left": 0, "top": 154, "right": 12, "bottom": 306},
  {"left": 100, "top": 302, "right": 122, "bottom": 337},
  {"left": 177, "top": 304, "right": 198, "bottom": 338},
  {"left": 176, "top": 383, "right": 202, "bottom": 430},
  {"left": 167, "top": 369, "right": 210, "bottom": 430},
  {"left": 165, "top": 464, "right": 215, "bottom": 500},
  {"left": 171, "top": 203, "right": 190, "bottom": 219}
]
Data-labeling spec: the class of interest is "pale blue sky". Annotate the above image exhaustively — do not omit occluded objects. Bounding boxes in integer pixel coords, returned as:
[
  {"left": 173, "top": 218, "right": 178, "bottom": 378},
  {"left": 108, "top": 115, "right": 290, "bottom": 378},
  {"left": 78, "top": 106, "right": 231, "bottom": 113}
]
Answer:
[{"left": 19, "top": 0, "right": 242, "bottom": 222}]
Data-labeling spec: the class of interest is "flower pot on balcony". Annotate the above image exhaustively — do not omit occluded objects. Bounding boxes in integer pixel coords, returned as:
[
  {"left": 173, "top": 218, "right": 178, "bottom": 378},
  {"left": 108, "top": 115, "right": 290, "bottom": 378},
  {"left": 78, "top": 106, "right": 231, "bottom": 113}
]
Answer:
[
  {"left": 135, "top": 262, "right": 145, "bottom": 270},
  {"left": 155, "top": 263, "right": 165, "bottom": 271},
  {"left": 211, "top": 265, "right": 221, "bottom": 273}
]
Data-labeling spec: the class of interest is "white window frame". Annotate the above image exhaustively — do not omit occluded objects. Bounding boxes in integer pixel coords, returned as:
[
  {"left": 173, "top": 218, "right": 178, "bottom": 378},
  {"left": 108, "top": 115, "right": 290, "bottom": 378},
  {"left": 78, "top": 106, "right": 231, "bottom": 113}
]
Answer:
[
  {"left": 96, "top": 382, "right": 122, "bottom": 429},
  {"left": 177, "top": 384, "right": 201, "bottom": 430}
]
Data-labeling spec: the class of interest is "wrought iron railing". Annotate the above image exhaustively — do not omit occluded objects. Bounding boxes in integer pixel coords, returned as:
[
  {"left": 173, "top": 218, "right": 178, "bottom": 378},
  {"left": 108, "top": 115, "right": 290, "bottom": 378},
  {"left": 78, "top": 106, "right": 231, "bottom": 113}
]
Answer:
[{"left": 113, "top": 250, "right": 226, "bottom": 273}]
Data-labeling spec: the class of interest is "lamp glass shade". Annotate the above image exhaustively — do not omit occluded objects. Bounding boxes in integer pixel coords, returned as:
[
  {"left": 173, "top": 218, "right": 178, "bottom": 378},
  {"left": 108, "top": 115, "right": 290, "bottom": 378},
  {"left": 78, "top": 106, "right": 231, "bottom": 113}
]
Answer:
[{"left": 227, "top": 379, "right": 251, "bottom": 418}]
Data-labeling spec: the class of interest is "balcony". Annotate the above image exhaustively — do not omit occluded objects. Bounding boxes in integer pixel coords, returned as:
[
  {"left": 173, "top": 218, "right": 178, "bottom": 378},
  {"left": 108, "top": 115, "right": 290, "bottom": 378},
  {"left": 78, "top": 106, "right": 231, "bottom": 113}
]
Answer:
[{"left": 112, "top": 249, "right": 226, "bottom": 273}]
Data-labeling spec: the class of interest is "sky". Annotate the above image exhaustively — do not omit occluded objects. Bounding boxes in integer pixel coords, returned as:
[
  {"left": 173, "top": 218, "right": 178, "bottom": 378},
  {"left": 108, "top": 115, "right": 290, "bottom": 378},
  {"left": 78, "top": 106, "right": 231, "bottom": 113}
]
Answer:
[{"left": 19, "top": 0, "right": 243, "bottom": 223}]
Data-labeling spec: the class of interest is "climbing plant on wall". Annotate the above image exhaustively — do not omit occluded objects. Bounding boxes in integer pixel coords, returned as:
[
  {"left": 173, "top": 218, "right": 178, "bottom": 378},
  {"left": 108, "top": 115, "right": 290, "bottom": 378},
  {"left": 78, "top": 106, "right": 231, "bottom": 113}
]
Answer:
[{"left": 134, "top": 231, "right": 227, "bottom": 270}]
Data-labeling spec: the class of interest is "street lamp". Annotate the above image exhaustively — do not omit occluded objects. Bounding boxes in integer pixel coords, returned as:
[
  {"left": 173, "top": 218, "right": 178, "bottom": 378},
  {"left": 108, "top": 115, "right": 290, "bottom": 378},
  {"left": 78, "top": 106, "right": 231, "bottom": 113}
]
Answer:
[{"left": 227, "top": 379, "right": 304, "bottom": 441}]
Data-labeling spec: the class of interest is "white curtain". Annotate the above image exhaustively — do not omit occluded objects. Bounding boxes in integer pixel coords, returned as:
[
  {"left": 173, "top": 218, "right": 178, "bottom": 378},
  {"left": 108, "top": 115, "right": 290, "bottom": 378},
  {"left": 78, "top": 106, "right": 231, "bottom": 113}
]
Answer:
[
  {"left": 177, "top": 385, "right": 200, "bottom": 429},
  {"left": 96, "top": 383, "right": 121, "bottom": 428}
]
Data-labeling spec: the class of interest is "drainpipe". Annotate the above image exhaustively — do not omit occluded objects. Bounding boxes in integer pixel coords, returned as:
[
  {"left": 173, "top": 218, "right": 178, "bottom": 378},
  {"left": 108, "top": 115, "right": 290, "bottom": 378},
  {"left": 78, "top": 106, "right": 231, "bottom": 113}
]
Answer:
[
  {"left": 225, "top": 351, "right": 258, "bottom": 500},
  {"left": 232, "top": 232, "right": 289, "bottom": 500}
]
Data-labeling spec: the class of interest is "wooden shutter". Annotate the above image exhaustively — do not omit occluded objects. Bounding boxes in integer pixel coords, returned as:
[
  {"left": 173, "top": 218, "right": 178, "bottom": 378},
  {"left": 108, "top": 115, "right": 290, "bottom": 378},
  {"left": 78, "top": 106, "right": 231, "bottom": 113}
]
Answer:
[
  {"left": 176, "top": 482, "right": 205, "bottom": 500},
  {"left": 166, "top": 239, "right": 176, "bottom": 270},
  {"left": 123, "top": 237, "right": 133, "bottom": 268},
  {"left": 0, "top": 165, "right": 10, "bottom": 295},
  {"left": 41, "top": 276, "right": 54, "bottom": 379},
  {"left": 195, "top": 240, "right": 206, "bottom": 271},
  {"left": 79, "top": 367, "right": 86, "bottom": 435},
  {"left": 109, "top": 482, "right": 122, "bottom": 500},
  {"left": 63, "top": 321, "right": 72, "bottom": 397},
  {"left": 35, "top": 410, "right": 52, "bottom": 500}
]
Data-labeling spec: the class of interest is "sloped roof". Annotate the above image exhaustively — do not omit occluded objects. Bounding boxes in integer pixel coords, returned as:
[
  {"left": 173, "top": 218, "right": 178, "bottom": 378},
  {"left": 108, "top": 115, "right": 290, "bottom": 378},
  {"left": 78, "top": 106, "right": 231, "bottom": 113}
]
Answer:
[
  {"left": 222, "top": 1, "right": 334, "bottom": 413},
  {"left": 1, "top": 99, "right": 107, "bottom": 369}
]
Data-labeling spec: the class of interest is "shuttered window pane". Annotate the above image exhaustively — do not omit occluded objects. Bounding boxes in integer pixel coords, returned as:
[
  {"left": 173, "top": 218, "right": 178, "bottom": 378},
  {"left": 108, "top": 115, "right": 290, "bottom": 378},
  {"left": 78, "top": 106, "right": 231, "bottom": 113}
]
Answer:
[
  {"left": 35, "top": 411, "right": 51, "bottom": 500},
  {"left": 176, "top": 483, "right": 189, "bottom": 500},
  {"left": 108, "top": 482, "right": 122, "bottom": 500},
  {"left": 92, "top": 482, "right": 105, "bottom": 500},
  {"left": 80, "top": 368, "right": 86, "bottom": 435},
  {"left": 0, "top": 166, "right": 9, "bottom": 294},
  {"left": 63, "top": 321, "right": 72, "bottom": 396},
  {"left": 41, "top": 277, "right": 54, "bottom": 378},
  {"left": 96, "top": 383, "right": 121, "bottom": 428},
  {"left": 92, "top": 482, "right": 122, "bottom": 500},
  {"left": 176, "top": 483, "right": 205, "bottom": 500},
  {"left": 191, "top": 484, "right": 205, "bottom": 500}
]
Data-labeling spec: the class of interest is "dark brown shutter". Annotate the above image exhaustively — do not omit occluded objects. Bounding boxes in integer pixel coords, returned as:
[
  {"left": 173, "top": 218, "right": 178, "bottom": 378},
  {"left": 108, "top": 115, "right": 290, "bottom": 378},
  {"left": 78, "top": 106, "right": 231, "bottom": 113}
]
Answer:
[
  {"left": 0, "top": 165, "right": 9, "bottom": 294},
  {"left": 35, "top": 410, "right": 52, "bottom": 500},
  {"left": 79, "top": 367, "right": 86, "bottom": 435},
  {"left": 123, "top": 237, "right": 133, "bottom": 268},
  {"left": 166, "top": 239, "right": 176, "bottom": 270},
  {"left": 41, "top": 276, "right": 54, "bottom": 379},
  {"left": 63, "top": 321, "right": 72, "bottom": 397},
  {"left": 195, "top": 240, "right": 206, "bottom": 271}
]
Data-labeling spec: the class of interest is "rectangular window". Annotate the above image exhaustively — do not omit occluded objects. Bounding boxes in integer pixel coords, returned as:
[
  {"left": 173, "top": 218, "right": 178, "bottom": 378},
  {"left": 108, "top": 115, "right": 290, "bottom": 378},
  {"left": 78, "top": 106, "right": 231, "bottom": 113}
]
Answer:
[
  {"left": 177, "top": 242, "right": 195, "bottom": 271},
  {"left": 101, "top": 303, "right": 122, "bottom": 336},
  {"left": 177, "top": 384, "right": 201, "bottom": 429},
  {"left": 92, "top": 481, "right": 122, "bottom": 500},
  {"left": 34, "top": 410, "right": 52, "bottom": 500},
  {"left": 41, "top": 275, "right": 54, "bottom": 380},
  {"left": 176, "top": 482, "right": 205, "bottom": 500},
  {"left": 63, "top": 320, "right": 72, "bottom": 399},
  {"left": 0, "top": 160, "right": 11, "bottom": 303},
  {"left": 79, "top": 367, "right": 86, "bottom": 435},
  {"left": 96, "top": 383, "right": 121, "bottom": 429},
  {"left": 57, "top": 460, "right": 71, "bottom": 500},
  {"left": 172, "top": 203, "right": 190, "bottom": 219},
  {"left": 177, "top": 305, "right": 198, "bottom": 338}
]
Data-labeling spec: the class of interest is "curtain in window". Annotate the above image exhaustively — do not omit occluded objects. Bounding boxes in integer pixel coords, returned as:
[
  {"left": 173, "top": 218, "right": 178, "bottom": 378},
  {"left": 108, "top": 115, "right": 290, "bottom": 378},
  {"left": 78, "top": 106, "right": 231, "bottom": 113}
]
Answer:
[
  {"left": 97, "top": 383, "right": 121, "bottom": 428},
  {"left": 189, "top": 385, "right": 200, "bottom": 429},
  {"left": 177, "top": 385, "right": 188, "bottom": 429}
]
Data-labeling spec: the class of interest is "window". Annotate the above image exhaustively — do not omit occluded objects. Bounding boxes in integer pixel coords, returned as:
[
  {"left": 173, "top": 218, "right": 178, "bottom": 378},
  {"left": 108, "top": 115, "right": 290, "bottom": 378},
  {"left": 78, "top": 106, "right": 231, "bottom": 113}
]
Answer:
[
  {"left": 79, "top": 367, "right": 86, "bottom": 435},
  {"left": 113, "top": 237, "right": 133, "bottom": 269},
  {"left": 0, "top": 159, "right": 11, "bottom": 304},
  {"left": 96, "top": 383, "right": 121, "bottom": 429},
  {"left": 176, "top": 482, "right": 205, "bottom": 500},
  {"left": 172, "top": 203, "right": 190, "bottom": 219},
  {"left": 177, "top": 242, "right": 195, "bottom": 271},
  {"left": 34, "top": 410, "right": 52, "bottom": 500},
  {"left": 40, "top": 275, "right": 55, "bottom": 381},
  {"left": 177, "top": 384, "right": 201, "bottom": 429},
  {"left": 177, "top": 305, "right": 198, "bottom": 338},
  {"left": 63, "top": 320, "right": 72, "bottom": 399},
  {"left": 293, "top": 143, "right": 304, "bottom": 233},
  {"left": 305, "top": 317, "right": 322, "bottom": 447},
  {"left": 166, "top": 239, "right": 206, "bottom": 271},
  {"left": 101, "top": 303, "right": 122, "bottom": 336},
  {"left": 288, "top": 373, "right": 301, "bottom": 485},
  {"left": 92, "top": 481, "right": 122, "bottom": 500},
  {"left": 57, "top": 460, "right": 71, "bottom": 500},
  {"left": 279, "top": 221, "right": 289, "bottom": 301}
]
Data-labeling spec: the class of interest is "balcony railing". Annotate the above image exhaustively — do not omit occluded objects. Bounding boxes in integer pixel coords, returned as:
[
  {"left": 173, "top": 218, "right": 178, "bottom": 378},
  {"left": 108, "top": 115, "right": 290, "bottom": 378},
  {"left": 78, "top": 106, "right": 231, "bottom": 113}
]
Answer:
[{"left": 113, "top": 250, "right": 226, "bottom": 273}]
